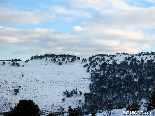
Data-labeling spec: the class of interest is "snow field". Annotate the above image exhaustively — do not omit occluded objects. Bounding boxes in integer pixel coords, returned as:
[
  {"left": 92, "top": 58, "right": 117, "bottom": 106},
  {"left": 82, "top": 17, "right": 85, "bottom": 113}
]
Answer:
[{"left": 0, "top": 59, "right": 90, "bottom": 112}]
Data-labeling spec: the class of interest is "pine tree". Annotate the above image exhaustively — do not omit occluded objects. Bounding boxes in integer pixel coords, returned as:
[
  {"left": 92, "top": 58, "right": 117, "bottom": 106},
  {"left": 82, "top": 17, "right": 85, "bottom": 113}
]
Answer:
[
  {"left": 2, "top": 61, "right": 5, "bottom": 66},
  {"left": 91, "top": 107, "right": 96, "bottom": 116},
  {"left": 8, "top": 100, "right": 40, "bottom": 116},
  {"left": 147, "top": 88, "right": 155, "bottom": 111},
  {"left": 73, "top": 108, "right": 80, "bottom": 116},
  {"left": 68, "top": 106, "right": 80, "bottom": 116},
  {"left": 68, "top": 106, "right": 74, "bottom": 116}
]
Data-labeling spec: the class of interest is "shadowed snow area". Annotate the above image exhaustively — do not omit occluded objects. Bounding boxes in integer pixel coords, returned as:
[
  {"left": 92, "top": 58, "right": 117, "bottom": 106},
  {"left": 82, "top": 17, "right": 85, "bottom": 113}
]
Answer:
[{"left": 0, "top": 58, "right": 90, "bottom": 112}]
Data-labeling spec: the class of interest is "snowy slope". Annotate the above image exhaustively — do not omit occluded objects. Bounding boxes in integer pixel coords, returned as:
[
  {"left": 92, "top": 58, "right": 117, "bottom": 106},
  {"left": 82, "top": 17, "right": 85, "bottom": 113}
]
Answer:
[
  {"left": 0, "top": 58, "right": 90, "bottom": 113},
  {"left": 0, "top": 52, "right": 155, "bottom": 115}
]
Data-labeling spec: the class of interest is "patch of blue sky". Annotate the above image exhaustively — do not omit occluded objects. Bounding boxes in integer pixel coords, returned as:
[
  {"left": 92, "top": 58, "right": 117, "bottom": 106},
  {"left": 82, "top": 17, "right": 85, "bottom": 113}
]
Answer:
[
  {"left": 83, "top": 8, "right": 98, "bottom": 19},
  {"left": 1, "top": 0, "right": 70, "bottom": 11},
  {"left": 142, "top": 28, "right": 155, "bottom": 35},
  {"left": 50, "top": 1, "right": 70, "bottom": 8},
  {"left": 1, "top": 0, "right": 36, "bottom": 11},
  {"left": 127, "top": 0, "right": 154, "bottom": 8},
  {"left": 15, "top": 45, "right": 35, "bottom": 60},
  {"left": 85, "top": 8, "right": 98, "bottom": 13},
  {"left": 50, "top": 17, "right": 84, "bottom": 33},
  {"left": 0, "top": 44, "right": 21, "bottom": 60}
]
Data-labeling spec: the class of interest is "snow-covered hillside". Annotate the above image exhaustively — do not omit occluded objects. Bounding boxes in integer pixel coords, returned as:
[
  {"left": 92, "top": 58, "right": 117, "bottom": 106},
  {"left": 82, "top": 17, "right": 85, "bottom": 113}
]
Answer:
[
  {"left": 0, "top": 57, "right": 90, "bottom": 114},
  {"left": 1, "top": 52, "right": 155, "bottom": 116}
]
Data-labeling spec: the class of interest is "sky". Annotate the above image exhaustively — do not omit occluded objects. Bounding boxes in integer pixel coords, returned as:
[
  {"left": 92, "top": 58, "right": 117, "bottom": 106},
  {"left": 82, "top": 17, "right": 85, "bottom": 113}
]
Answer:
[{"left": 0, "top": 0, "right": 155, "bottom": 60}]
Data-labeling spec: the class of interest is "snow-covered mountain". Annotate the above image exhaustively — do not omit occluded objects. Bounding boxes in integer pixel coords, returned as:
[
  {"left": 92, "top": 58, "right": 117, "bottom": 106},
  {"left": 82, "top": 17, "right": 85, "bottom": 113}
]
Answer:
[
  {"left": 0, "top": 52, "right": 155, "bottom": 115},
  {"left": 0, "top": 55, "right": 90, "bottom": 115}
]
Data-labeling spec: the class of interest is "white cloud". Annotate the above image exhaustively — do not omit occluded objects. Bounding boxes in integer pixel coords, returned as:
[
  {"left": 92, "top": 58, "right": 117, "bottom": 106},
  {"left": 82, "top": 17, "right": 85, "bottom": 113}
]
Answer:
[
  {"left": 147, "top": 0, "right": 155, "bottom": 3},
  {"left": 71, "top": 24, "right": 155, "bottom": 43},
  {"left": 14, "top": 49, "right": 52, "bottom": 55},
  {"left": 69, "top": 0, "right": 109, "bottom": 10},
  {"left": 0, "top": 7, "right": 55, "bottom": 25},
  {"left": 0, "top": 36, "right": 19, "bottom": 43},
  {"left": 94, "top": 39, "right": 120, "bottom": 46},
  {"left": 0, "top": 25, "right": 154, "bottom": 57},
  {"left": 49, "top": 6, "right": 90, "bottom": 17},
  {"left": 67, "top": 0, "right": 155, "bottom": 29},
  {"left": 72, "top": 26, "right": 82, "bottom": 32},
  {"left": 64, "top": 17, "right": 75, "bottom": 23},
  {"left": 86, "top": 7, "right": 155, "bottom": 29},
  {"left": 0, "top": 26, "right": 56, "bottom": 45},
  {"left": 142, "top": 44, "right": 151, "bottom": 49},
  {"left": 69, "top": 0, "right": 132, "bottom": 11}
]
